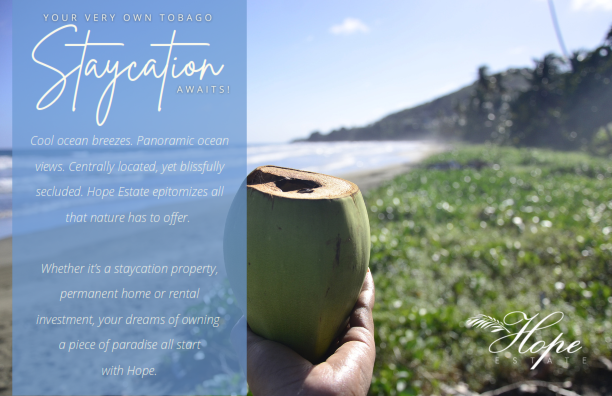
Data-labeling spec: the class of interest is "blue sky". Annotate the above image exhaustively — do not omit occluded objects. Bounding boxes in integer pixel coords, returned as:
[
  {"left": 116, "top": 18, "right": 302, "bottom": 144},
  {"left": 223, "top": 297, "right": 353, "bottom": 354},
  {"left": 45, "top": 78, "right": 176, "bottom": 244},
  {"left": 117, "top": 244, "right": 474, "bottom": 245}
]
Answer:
[
  {"left": 0, "top": 0, "right": 10, "bottom": 148},
  {"left": 2, "top": 0, "right": 612, "bottom": 146}
]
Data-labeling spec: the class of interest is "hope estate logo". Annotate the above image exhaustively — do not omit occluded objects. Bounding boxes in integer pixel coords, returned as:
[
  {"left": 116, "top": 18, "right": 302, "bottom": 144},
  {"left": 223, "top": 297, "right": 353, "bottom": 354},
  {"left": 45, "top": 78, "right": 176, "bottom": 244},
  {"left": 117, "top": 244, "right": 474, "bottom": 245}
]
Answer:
[{"left": 467, "top": 311, "right": 582, "bottom": 369}]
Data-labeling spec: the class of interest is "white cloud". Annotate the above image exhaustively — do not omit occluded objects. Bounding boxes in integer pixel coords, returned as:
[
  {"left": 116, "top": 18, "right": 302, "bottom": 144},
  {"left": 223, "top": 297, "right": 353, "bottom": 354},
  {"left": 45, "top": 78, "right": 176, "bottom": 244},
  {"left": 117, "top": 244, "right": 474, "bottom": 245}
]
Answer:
[
  {"left": 572, "top": 0, "right": 612, "bottom": 11},
  {"left": 329, "top": 18, "right": 370, "bottom": 35}
]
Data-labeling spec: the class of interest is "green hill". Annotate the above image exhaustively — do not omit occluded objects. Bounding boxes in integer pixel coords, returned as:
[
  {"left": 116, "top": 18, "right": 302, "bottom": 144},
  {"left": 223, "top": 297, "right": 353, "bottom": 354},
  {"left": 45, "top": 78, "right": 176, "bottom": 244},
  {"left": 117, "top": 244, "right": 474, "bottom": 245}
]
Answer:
[{"left": 296, "top": 68, "right": 531, "bottom": 142}]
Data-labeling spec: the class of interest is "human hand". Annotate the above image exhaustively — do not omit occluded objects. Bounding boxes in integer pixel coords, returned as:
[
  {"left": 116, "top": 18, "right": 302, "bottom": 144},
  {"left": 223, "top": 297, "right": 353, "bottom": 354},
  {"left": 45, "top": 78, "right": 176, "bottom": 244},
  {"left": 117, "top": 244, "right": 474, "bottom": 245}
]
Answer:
[{"left": 244, "top": 270, "right": 376, "bottom": 396}]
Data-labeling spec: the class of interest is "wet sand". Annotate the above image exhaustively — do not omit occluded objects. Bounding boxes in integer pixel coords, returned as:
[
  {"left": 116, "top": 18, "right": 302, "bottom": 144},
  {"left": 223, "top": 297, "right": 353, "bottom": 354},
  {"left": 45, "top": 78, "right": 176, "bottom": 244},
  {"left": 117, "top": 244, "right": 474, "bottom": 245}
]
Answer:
[
  {"left": 342, "top": 161, "right": 422, "bottom": 192},
  {"left": 341, "top": 144, "right": 445, "bottom": 191}
]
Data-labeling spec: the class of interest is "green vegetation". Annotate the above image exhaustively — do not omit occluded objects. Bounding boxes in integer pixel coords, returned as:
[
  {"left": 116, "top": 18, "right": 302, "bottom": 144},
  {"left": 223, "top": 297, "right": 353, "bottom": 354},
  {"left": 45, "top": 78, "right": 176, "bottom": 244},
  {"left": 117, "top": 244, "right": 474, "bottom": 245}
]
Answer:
[
  {"left": 364, "top": 146, "right": 612, "bottom": 395},
  {"left": 459, "top": 28, "right": 612, "bottom": 153},
  {"left": 298, "top": 69, "right": 529, "bottom": 143}
]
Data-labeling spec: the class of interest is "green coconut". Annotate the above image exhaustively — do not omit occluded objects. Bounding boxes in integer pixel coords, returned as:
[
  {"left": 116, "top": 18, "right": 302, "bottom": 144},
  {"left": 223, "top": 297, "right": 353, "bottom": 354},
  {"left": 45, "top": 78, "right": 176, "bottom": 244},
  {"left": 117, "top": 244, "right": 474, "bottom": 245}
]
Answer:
[{"left": 224, "top": 165, "right": 371, "bottom": 363}]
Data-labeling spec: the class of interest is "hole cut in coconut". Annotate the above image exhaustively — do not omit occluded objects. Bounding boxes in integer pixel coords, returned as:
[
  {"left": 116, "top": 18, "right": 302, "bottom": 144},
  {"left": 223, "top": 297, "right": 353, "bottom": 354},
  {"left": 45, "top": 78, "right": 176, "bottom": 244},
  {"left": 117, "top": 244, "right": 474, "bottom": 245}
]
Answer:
[
  {"left": 274, "top": 178, "right": 321, "bottom": 193},
  {"left": 247, "top": 166, "right": 359, "bottom": 200}
]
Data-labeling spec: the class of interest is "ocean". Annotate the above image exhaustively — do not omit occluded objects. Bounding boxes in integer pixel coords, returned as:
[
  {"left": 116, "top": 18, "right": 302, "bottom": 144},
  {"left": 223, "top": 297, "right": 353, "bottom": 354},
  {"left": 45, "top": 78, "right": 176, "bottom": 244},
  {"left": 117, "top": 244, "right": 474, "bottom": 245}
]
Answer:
[
  {"left": 247, "top": 140, "right": 436, "bottom": 175},
  {"left": 0, "top": 153, "right": 11, "bottom": 239},
  {"left": 2, "top": 140, "right": 438, "bottom": 238}
]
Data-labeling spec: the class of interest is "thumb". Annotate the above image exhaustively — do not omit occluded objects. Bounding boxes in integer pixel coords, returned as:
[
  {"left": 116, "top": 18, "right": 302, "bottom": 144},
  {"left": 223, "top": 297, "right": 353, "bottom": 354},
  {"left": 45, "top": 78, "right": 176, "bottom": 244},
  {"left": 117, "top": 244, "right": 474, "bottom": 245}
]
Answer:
[{"left": 246, "top": 325, "right": 313, "bottom": 396}]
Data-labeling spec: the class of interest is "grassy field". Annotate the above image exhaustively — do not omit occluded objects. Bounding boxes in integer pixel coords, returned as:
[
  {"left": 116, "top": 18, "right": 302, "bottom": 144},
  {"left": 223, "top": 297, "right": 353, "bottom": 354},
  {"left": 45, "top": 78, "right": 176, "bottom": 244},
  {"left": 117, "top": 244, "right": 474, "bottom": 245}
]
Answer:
[{"left": 364, "top": 145, "right": 612, "bottom": 395}]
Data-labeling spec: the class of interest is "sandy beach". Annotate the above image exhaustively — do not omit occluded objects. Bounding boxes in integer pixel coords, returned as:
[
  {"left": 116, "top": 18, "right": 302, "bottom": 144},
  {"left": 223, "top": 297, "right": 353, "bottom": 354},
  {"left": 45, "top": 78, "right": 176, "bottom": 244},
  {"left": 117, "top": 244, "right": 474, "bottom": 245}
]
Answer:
[{"left": 0, "top": 153, "right": 441, "bottom": 395}]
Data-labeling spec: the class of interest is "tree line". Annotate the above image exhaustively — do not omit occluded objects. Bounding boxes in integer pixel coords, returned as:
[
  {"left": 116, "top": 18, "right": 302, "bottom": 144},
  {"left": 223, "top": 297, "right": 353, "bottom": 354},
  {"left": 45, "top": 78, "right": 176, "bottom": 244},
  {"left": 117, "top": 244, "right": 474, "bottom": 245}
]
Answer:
[{"left": 457, "top": 25, "right": 612, "bottom": 154}]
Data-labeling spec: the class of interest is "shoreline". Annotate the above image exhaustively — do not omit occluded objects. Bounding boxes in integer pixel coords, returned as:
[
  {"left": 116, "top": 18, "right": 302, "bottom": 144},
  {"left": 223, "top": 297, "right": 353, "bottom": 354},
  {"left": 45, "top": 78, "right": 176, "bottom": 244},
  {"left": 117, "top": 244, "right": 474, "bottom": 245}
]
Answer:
[
  {"left": 340, "top": 144, "right": 448, "bottom": 192},
  {"left": 341, "top": 161, "right": 425, "bottom": 193}
]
